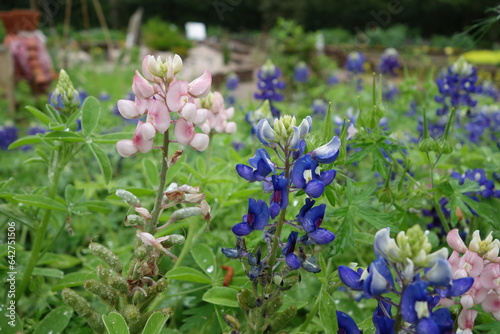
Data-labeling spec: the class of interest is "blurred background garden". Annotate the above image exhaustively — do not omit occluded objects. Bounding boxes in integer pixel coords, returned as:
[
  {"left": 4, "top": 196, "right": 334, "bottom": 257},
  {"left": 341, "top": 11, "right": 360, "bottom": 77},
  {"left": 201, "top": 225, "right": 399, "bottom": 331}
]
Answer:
[{"left": 1, "top": 1, "right": 500, "bottom": 334}]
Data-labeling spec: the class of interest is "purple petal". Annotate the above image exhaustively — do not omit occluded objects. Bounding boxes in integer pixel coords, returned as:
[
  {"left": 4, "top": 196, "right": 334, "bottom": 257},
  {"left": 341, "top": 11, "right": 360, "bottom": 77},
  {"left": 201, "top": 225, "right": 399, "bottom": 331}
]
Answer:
[
  {"left": 320, "top": 169, "right": 337, "bottom": 186},
  {"left": 311, "top": 136, "right": 341, "bottom": 164},
  {"left": 448, "top": 277, "right": 474, "bottom": 297},
  {"left": 232, "top": 222, "right": 253, "bottom": 236},
  {"left": 309, "top": 228, "right": 335, "bottom": 244},
  {"left": 285, "top": 253, "right": 300, "bottom": 270},
  {"left": 416, "top": 318, "right": 439, "bottom": 334},
  {"left": 338, "top": 266, "right": 363, "bottom": 290},
  {"left": 249, "top": 199, "right": 269, "bottom": 230},
  {"left": 302, "top": 204, "right": 325, "bottom": 232},
  {"left": 269, "top": 202, "right": 280, "bottom": 219},
  {"left": 337, "top": 311, "right": 362, "bottom": 334},
  {"left": 305, "top": 180, "right": 325, "bottom": 198},
  {"left": 236, "top": 164, "right": 256, "bottom": 181},
  {"left": 291, "top": 155, "right": 309, "bottom": 189}
]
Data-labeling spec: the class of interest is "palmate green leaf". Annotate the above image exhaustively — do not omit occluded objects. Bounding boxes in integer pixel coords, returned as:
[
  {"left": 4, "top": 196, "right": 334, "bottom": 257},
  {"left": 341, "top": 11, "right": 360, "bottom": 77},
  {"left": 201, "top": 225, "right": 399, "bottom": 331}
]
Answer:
[
  {"left": 33, "top": 306, "right": 73, "bottom": 334},
  {"left": 33, "top": 267, "right": 64, "bottom": 279},
  {"left": 142, "top": 311, "right": 170, "bottom": 334},
  {"left": 202, "top": 287, "right": 239, "bottom": 307},
  {"left": 8, "top": 135, "right": 43, "bottom": 149},
  {"left": 88, "top": 142, "right": 112, "bottom": 184},
  {"left": 39, "top": 253, "right": 81, "bottom": 269},
  {"left": 44, "top": 131, "right": 86, "bottom": 142},
  {"left": 26, "top": 106, "right": 52, "bottom": 125},
  {"left": 66, "top": 109, "right": 82, "bottom": 128},
  {"left": 180, "top": 304, "right": 214, "bottom": 332},
  {"left": 81, "top": 96, "right": 101, "bottom": 136},
  {"left": 102, "top": 312, "right": 130, "bottom": 334},
  {"left": 191, "top": 244, "right": 217, "bottom": 280},
  {"left": 166, "top": 266, "right": 212, "bottom": 284},
  {"left": 319, "top": 288, "right": 338, "bottom": 334},
  {"left": 45, "top": 104, "right": 63, "bottom": 123},
  {"left": 13, "top": 194, "right": 67, "bottom": 211}
]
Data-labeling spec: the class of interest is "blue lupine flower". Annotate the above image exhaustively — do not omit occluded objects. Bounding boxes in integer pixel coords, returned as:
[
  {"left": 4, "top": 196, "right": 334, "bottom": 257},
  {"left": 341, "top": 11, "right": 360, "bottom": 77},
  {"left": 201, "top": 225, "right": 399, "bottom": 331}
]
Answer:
[
  {"left": 479, "top": 80, "right": 499, "bottom": 101},
  {"left": 362, "top": 258, "right": 394, "bottom": 296},
  {"left": 236, "top": 149, "right": 275, "bottom": 182},
  {"left": 345, "top": 51, "right": 365, "bottom": 75},
  {"left": 282, "top": 232, "right": 300, "bottom": 269},
  {"left": 435, "top": 57, "right": 479, "bottom": 116},
  {"left": 270, "top": 173, "right": 289, "bottom": 219},
  {"left": 226, "top": 73, "right": 240, "bottom": 91},
  {"left": 373, "top": 299, "right": 395, "bottom": 334},
  {"left": 423, "top": 258, "right": 452, "bottom": 287},
  {"left": 293, "top": 62, "right": 310, "bottom": 83},
  {"left": 99, "top": 92, "right": 111, "bottom": 101},
  {"left": 312, "top": 99, "right": 328, "bottom": 116},
  {"left": 291, "top": 155, "right": 336, "bottom": 198},
  {"left": 378, "top": 48, "right": 400, "bottom": 77},
  {"left": 0, "top": 124, "right": 18, "bottom": 150},
  {"left": 337, "top": 311, "right": 362, "bottom": 334},
  {"left": 435, "top": 277, "right": 474, "bottom": 299},
  {"left": 296, "top": 199, "right": 335, "bottom": 244},
  {"left": 383, "top": 83, "right": 399, "bottom": 102},
  {"left": 232, "top": 198, "right": 270, "bottom": 236},
  {"left": 327, "top": 74, "right": 339, "bottom": 86},
  {"left": 254, "top": 61, "right": 285, "bottom": 117},
  {"left": 451, "top": 168, "right": 500, "bottom": 199},
  {"left": 338, "top": 265, "right": 364, "bottom": 291}
]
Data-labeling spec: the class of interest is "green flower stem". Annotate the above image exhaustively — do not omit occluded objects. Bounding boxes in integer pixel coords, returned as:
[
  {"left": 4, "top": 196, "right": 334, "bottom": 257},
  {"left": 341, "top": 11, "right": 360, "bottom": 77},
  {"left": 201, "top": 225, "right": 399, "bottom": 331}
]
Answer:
[
  {"left": 205, "top": 132, "right": 214, "bottom": 173},
  {"left": 17, "top": 148, "right": 63, "bottom": 300},
  {"left": 171, "top": 220, "right": 205, "bottom": 269},
  {"left": 148, "top": 130, "right": 170, "bottom": 234},
  {"left": 426, "top": 152, "right": 451, "bottom": 233}
]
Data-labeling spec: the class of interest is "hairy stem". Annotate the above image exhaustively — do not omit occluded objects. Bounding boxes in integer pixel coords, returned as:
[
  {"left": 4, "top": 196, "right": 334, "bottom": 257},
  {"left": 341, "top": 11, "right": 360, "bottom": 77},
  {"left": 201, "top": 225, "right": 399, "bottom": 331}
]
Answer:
[{"left": 148, "top": 130, "right": 170, "bottom": 234}]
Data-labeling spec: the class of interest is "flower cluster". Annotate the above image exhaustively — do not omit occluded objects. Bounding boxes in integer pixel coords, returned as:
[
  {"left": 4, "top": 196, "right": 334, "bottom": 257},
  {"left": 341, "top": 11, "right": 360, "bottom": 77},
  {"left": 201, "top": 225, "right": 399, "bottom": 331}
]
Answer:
[
  {"left": 254, "top": 60, "right": 286, "bottom": 117},
  {"left": 225, "top": 115, "right": 340, "bottom": 276},
  {"left": 451, "top": 168, "right": 500, "bottom": 199},
  {"left": 293, "top": 62, "right": 310, "bottom": 83},
  {"left": 435, "top": 57, "right": 479, "bottom": 116},
  {"left": 446, "top": 229, "right": 500, "bottom": 333},
  {"left": 338, "top": 225, "right": 474, "bottom": 334},
  {"left": 478, "top": 80, "right": 499, "bottom": 102},
  {"left": 225, "top": 73, "right": 239, "bottom": 106},
  {"left": 115, "top": 55, "right": 212, "bottom": 157},
  {"left": 195, "top": 91, "right": 237, "bottom": 135},
  {"left": 463, "top": 106, "right": 500, "bottom": 144},
  {"left": 0, "top": 124, "right": 18, "bottom": 150},
  {"left": 345, "top": 51, "right": 365, "bottom": 75},
  {"left": 378, "top": 48, "right": 401, "bottom": 77}
]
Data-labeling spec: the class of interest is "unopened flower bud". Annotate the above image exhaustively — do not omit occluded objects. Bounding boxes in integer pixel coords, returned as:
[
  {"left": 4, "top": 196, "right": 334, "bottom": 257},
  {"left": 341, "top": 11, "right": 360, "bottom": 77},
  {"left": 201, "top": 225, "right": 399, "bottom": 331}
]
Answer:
[
  {"left": 84, "top": 279, "right": 119, "bottom": 305},
  {"left": 96, "top": 264, "right": 112, "bottom": 282},
  {"left": 108, "top": 276, "right": 129, "bottom": 294},
  {"left": 439, "top": 140, "right": 453, "bottom": 154},
  {"left": 170, "top": 207, "right": 203, "bottom": 222},
  {"left": 125, "top": 214, "right": 145, "bottom": 227},
  {"left": 123, "top": 304, "right": 141, "bottom": 325},
  {"left": 160, "top": 234, "right": 185, "bottom": 248},
  {"left": 89, "top": 242, "right": 123, "bottom": 273},
  {"left": 419, "top": 138, "right": 435, "bottom": 153},
  {"left": 223, "top": 314, "right": 241, "bottom": 330},
  {"left": 237, "top": 289, "right": 256, "bottom": 310},
  {"left": 62, "top": 288, "right": 105, "bottom": 333},
  {"left": 155, "top": 278, "right": 169, "bottom": 293},
  {"left": 116, "top": 189, "right": 141, "bottom": 207}
]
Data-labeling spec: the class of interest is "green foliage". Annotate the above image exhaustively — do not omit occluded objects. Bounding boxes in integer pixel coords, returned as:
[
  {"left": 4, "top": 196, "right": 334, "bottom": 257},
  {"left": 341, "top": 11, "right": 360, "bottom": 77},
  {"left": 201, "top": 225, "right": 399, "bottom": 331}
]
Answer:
[{"left": 142, "top": 18, "right": 192, "bottom": 56}]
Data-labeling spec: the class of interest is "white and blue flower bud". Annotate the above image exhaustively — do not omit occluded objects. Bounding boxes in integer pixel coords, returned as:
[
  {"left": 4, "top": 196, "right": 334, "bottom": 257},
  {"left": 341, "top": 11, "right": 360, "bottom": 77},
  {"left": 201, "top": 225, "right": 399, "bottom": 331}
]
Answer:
[
  {"left": 256, "top": 119, "right": 277, "bottom": 148},
  {"left": 289, "top": 126, "right": 301, "bottom": 151},
  {"left": 402, "top": 258, "right": 415, "bottom": 283},
  {"left": 424, "top": 258, "right": 452, "bottom": 287},
  {"left": 310, "top": 136, "right": 341, "bottom": 164},
  {"left": 374, "top": 228, "right": 402, "bottom": 263},
  {"left": 298, "top": 116, "right": 312, "bottom": 138}
]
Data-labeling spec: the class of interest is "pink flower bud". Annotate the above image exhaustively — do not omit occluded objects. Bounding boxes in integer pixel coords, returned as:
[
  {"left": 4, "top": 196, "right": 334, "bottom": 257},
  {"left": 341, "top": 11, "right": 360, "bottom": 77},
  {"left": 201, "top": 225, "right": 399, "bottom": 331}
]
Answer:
[
  {"left": 189, "top": 133, "right": 209, "bottom": 151},
  {"left": 188, "top": 71, "right": 212, "bottom": 98},
  {"left": 147, "top": 100, "right": 171, "bottom": 133},
  {"left": 447, "top": 229, "right": 468, "bottom": 253},
  {"left": 133, "top": 121, "right": 156, "bottom": 153},
  {"left": 481, "top": 293, "right": 500, "bottom": 314},
  {"left": 116, "top": 139, "right": 138, "bottom": 157},
  {"left": 461, "top": 294, "right": 474, "bottom": 309},
  {"left": 179, "top": 102, "right": 197, "bottom": 122},
  {"left": 193, "top": 108, "right": 208, "bottom": 126},
  {"left": 132, "top": 70, "right": 155, "bottom": 99},
  {"left": 117, "top": 99, "right": 141, "bottom": 119},
  {"left": 458, "top": 309, "right": 477, "bottom": 331},
  {"left": 166, "top": 81, "right": 189, "bottom": 112},
  {"left": 174, "top": 118, "right": 194, "bottom": 145},
  {"left": 225, "top": 122, "right": 237, "bottom": 134},
  {"left": 142, "top": 55, "right": 156, "bottom": 82},
  {"left": 225, "top": 106, "right": 235, "bottom": 119}
]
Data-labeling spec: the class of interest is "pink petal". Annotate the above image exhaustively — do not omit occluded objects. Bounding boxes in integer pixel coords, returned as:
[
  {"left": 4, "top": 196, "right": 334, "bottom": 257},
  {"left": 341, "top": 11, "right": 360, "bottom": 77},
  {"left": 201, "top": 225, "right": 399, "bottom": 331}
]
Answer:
[
  {"left": 189, "top": 133, "right": 209, "bottom": 151},
  {"left": 132, "top": 70, "right": 155, "bottom": 99},
  {"left": 135, "top": 97, "right": 149, "bottom": 115},
  {"left": 147, "top": 100, "right": 171, "bottom": 133},
  {"left": 225, "top": 122, "right": 237, "bottom": 134},
  {"left": 166, "top": 81, "right": 189, "bottom": 112},
  {"left": 449, "top": 250, "right": 461, "bottom": 276},
  {"left": 133, "top": 121, "right": 156, "bottom": 153},
  {"left": 479, "top": 264, "right": 500, "bottom": 290},
  {"left": 461, "top": 294, "right": 474, "bottom": 309},
  {"left": 179, "top": 102, "right": 197, "bottom": 122},
  {"left": 116, "top": 139, "right": 138, "bottom": 157},
  {"left": 188, "top": 71, "right": 212, "bottom": 98},
  {"left": 174, "top": 118, "right": 194, "bottom": 145},
  {"left": 447, "top": 229, "right": 468, "bottom": 253},
  {"left": 482, "top": 293, "right": 500, "bottom": 313},
  {"left": 193, "top": 108, "right": 208, "bottom": 126},
  {"left": 117, "top": 99, "right": 141, "bottom": 119},
  {"left": 225, "top": 106, "right": 234, "bottom": 119},
  {"left": 458, "top": 309, "right": 478, "bottom": 330},
  {"left": 460, "top": 250, "right": 484, "bottom": 277}
]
